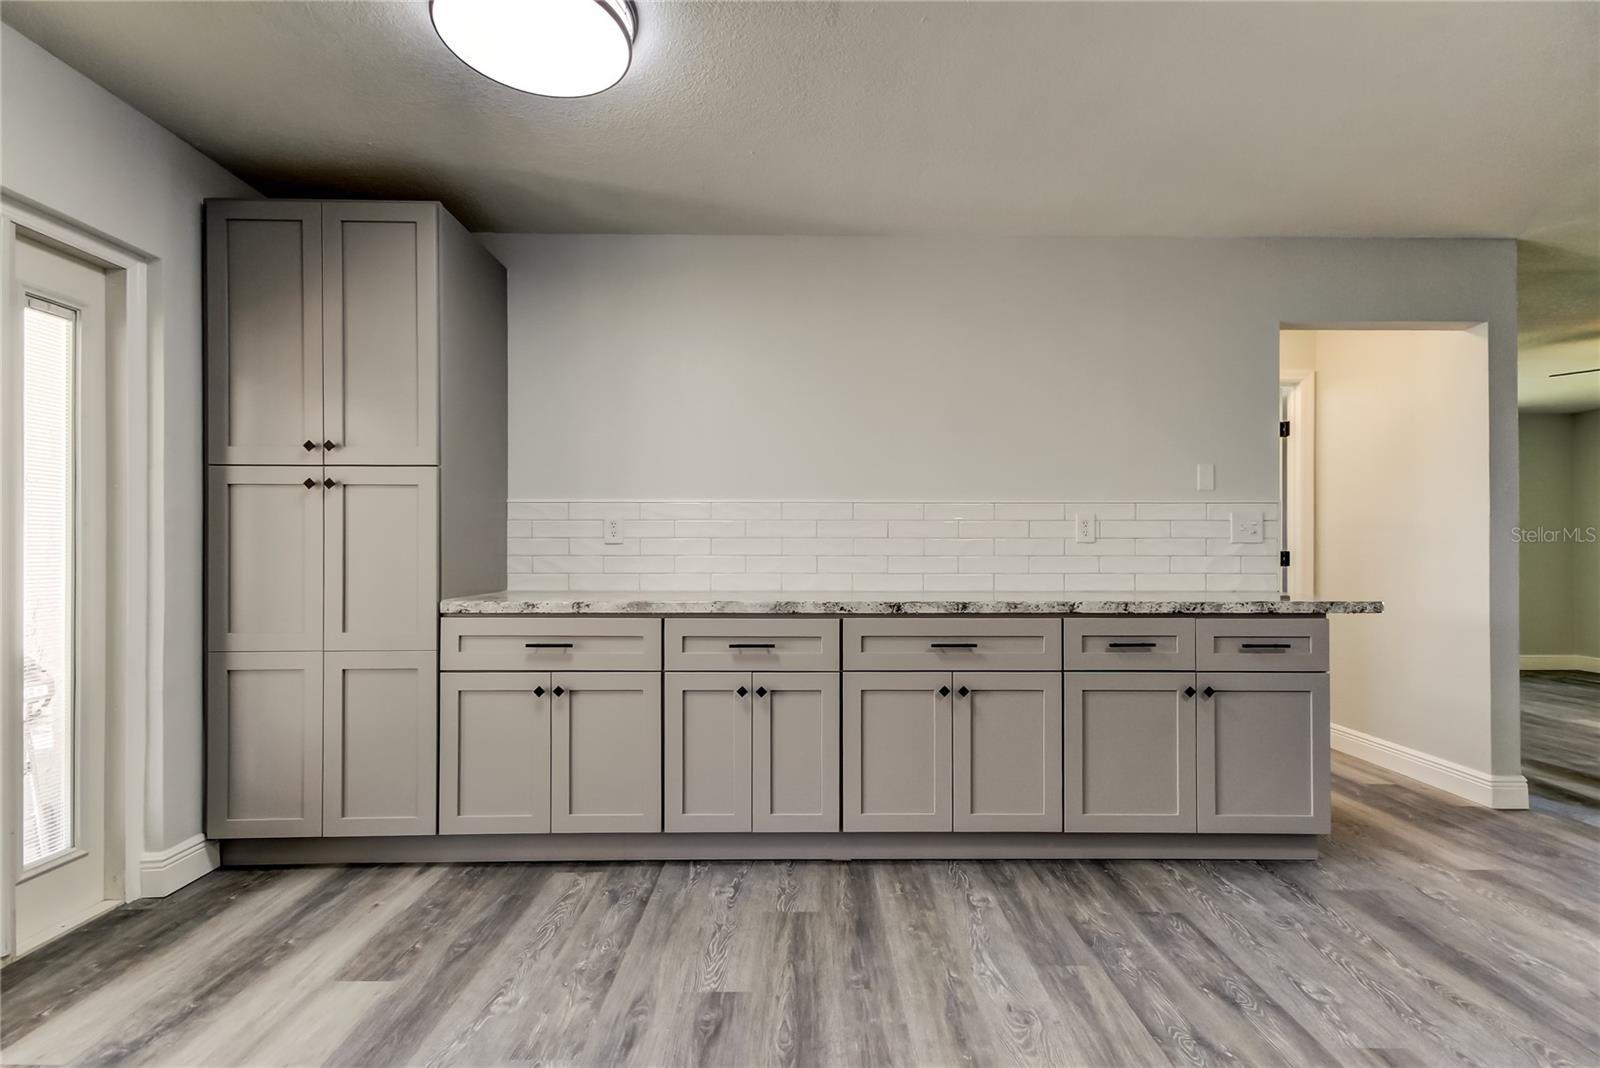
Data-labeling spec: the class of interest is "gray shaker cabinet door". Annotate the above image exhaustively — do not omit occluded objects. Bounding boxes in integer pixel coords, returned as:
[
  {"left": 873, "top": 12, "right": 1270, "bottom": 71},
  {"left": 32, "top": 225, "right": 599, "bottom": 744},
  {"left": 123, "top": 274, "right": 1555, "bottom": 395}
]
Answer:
[
  {"left": 205, "top": 201, "right": 322, "bottom": 466},
  {"left": 551, "top": 671, "right": 663, "bottom": 833},
  {"left": 953, "top": 671, "right": 1063, "bottom": 832},
  {"left": 753, "top": 672, "right": 841, "bottom": 833},
  {"left": 322, "top": 202, "right": 438, "bottom": 465},
  {"left": 440, "top": 672, "right": 552, "bottom": 835},
  {"left": 206, "top": 651, "right": 322, "bottom": 838},
  {"left": 665, "top": 672, "right": 752, "bottom": 832},
  {"left": 323, "top": 652, "right": 438, "bottom": 836},
  {"left": 844, "top": 672, "right": 953, "bottom": 832},
  {"left": 206, "top": 466, "right": 323, "bottom": 652},
  {"left": 1064, "top": 672, "right": 1197, "bottom": 833},
  {"left": 1197, "top": 672, "right": 1330, "bottom": 834},
  {"left": 324, "top": 466, "right": 439, "bottom": 652}
]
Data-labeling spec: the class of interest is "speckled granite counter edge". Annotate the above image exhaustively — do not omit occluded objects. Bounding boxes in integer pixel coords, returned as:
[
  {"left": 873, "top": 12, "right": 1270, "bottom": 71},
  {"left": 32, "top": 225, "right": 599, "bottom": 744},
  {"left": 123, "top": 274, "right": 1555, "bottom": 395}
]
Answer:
[{"left": 441, "top": 595, "right": 1383, "bottom": 616}]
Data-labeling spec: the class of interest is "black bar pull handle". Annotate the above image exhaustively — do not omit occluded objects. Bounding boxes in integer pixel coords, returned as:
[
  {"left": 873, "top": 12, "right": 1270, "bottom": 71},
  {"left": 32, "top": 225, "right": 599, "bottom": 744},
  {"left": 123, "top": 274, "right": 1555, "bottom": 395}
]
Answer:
[
  {"left": 728, "top": 642, "right": 777, "bottom": 649},
  {"left": 1240, "top": 642, "right": 1293, "bottom": 650},
  {"left": 1107, "top": 641, "right": 1158, "bottom": 649},
  {"left": 525, "top": 642, "right": 575, "bottom": 648},
  {"left": 930, "top": 642, "right": 978, "bottom": 649}
]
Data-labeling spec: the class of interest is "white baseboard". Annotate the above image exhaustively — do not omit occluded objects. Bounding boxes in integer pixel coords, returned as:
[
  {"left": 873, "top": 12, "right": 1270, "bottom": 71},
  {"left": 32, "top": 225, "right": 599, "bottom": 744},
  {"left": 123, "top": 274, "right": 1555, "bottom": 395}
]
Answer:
[
  {"left": 1520, "top": 654, "right": 1600, "bottom": 673},
  {"left": 1330, "top": 724, "right": 1529, "bottom": 809},
  {"left": 139, "top": 833, "right": 220, "bottom": 898}
]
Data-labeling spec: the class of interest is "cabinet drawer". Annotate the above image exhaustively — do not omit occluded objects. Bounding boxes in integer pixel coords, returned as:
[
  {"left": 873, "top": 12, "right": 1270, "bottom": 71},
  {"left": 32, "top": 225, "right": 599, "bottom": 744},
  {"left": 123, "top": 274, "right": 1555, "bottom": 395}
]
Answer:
[
  {"left": 1197, "top": 618, "right": 1328, "bottom": 672},
  {"left": 1064, "top": 618, "right": 1195, "bottom": 670},
  {"left": 843, "top": 618, "right": 1062, "bottom": 671},
  {"left": 665, "top": 618, "right": 839, "bottom": 671},
  {"left": 442, "top": 617, "right": 661, "bottom": 671}
]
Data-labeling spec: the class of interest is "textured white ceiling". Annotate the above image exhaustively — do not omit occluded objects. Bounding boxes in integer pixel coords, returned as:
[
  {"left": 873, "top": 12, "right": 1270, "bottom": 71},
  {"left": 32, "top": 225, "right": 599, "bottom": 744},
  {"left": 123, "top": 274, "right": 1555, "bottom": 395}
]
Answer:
[{"left": 4, "top": 0, "right": 1596, "bottom": 405}]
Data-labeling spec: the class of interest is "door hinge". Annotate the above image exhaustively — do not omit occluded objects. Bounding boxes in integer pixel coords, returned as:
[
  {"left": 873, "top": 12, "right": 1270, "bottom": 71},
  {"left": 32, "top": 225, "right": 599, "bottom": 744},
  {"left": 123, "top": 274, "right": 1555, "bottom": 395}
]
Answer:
[
  {"left": 1280, "top": 550, "right": 1291, "bottom": 567},
  {"left": 1279, "top": 420, "right": 1291, "bottom": 438}
]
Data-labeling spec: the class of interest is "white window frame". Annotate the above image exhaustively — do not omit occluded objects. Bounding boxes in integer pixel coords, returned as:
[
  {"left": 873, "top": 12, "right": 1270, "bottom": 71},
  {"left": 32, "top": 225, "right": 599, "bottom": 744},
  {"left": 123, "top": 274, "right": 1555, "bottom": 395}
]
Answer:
[{"left": 1, "top": 200, "right": 152, "bottom": 958}]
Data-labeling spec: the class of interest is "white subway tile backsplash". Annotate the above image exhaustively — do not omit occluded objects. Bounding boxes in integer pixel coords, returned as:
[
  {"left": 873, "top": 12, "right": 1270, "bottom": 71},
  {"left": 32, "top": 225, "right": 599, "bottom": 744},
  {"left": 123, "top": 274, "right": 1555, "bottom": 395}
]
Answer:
[
  {"left": 854, "top": 502, "right": 924, "bottom": 520},
  {"left": 712, "top": 501, "right": 782, "bottom": 519},
  {"left": 641, "top": 502, "right": 711, "bottom": 519},
  {"left": 505, "top": 501, "right": 1284, "bottom": 595},
  {"left": 818, "top": 520, "right": 889, "bottom": 538}
]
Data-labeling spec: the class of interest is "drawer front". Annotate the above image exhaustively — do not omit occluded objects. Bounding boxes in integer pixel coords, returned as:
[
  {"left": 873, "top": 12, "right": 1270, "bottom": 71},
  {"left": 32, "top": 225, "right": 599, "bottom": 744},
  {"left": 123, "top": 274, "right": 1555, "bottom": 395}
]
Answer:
[
  {"left": 665, "top": 618, "right": 840, "bottom": 672},
  {"left": 441, "top": 617, "right": 662, "bottom": 671},
  {"left": 1064, "top": 618, "right": 1195, "bottom": 671},
  {"left": 1196, "top": 618, "right": 1328, "bottom": 672},
  {"left": 843, "top": 618, "right": 1062, "bottom": 671}
]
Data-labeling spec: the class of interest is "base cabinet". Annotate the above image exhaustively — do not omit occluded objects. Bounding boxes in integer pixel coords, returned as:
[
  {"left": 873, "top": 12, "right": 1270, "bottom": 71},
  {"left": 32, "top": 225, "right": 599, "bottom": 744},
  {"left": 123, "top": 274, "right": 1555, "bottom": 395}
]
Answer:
[
  {"left": 1064, "top": 673, "right": 1196, "bottom": 832},
  {"left": 206, "top": 652, "right": 323, "bottom": 838},
  {"left": 1198, "top": 672, "right": 1330, "bottom": 833},
  {"left": 844, "top": 672, "right": 953, "bottom": 831},
  {"left": 954, "top": 672, "right": 1063, "bottom": 832},
  {"left": 552, "top": 672, "right": 663, "bottom": 833},
  {"left": 440, "top": 672, "right": 552, "bottom": 834},
  {"left": 323, "top": 653, "right": 438, "bottom": 836}
]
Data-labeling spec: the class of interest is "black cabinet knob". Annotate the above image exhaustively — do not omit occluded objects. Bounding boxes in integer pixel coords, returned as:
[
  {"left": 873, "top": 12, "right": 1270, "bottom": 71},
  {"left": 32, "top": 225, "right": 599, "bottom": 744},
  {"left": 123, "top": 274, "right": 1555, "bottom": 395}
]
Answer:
[
  {"left": 737, "top": 686, "right": 749, "bottom": 697},
  {"left": 1183, "top": 686, "right": 1196, "bottom": 698},
  {"left": 937, "top": 685, "right": 950, "bottom": 697},
  {"left": 303, "top": 440, "right": 316, "bottom": 451},
  {"left": 323, "top": 478, "right": 335, "bottom": 489},
  {"left": 552, "top": 685, "right": 565, "bottom": 697},
  {"left": 755, "top": 686, "right": 767, "bottom": 697},
  {"left": 533, "top": 685, "right": 545, "bottom": 697},
  {"left": 957, "top": 685, "right": 970, "bottom": 697},
  {"left": 303, "top": 477, "right": 317, "bottom": 489},
  {"left": 323, "top": 440, "right": 336, "bottom": 450},
  {"left": 1202, "top": 686, "right": 1215, "bottom": 698}
]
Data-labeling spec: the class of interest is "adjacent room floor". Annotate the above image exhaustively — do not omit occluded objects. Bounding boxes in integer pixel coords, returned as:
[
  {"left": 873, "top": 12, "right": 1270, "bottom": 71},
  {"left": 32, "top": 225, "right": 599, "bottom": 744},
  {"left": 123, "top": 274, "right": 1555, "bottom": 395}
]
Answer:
[
  {"left": 3, "top": 752, "right": 1596, "bottom": 1068},
  {"left": 1521, "top": 670, "right": 1600, "bottom": 810}
]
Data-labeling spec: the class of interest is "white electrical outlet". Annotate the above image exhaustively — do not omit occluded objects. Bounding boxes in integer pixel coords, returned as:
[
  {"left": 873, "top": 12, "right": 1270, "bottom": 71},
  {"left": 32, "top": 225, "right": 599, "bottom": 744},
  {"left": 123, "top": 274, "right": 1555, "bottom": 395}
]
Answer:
[
  {"left": 1230, "top": 509, "right": 1264, "bottom": 544},
  {"left": 1196, "top": 463, "right": 1215, "bottom": 491},
  {"left": 1074, "top": 513, "right": 1096, "bottom": 543},
  {"left": 604, "top": 518, "right": 623, "bottom": 545}
]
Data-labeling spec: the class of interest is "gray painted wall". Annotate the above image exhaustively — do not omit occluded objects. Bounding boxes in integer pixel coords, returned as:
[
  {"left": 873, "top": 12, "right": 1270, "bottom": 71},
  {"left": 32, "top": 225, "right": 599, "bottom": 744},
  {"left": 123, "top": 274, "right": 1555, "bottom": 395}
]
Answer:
[
  {"left": 489, "top": 233, "right": 1522, "bottom": 775},
  {"left": 1574, "top": 410, "right": 1600, "bottom": 659},
  {"left": 2, "top": 25, "right": 255, "bottom": 851},
  {"left": 1519, "top": 413, "right": 1577, "bottom": 656}
]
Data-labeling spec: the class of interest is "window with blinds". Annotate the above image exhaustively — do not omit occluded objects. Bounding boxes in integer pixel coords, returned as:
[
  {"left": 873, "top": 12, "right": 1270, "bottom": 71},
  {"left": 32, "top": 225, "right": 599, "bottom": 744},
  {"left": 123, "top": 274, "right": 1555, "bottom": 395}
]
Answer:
[{"left": 22, "top": 298, "right": 76, "bottom": 868}]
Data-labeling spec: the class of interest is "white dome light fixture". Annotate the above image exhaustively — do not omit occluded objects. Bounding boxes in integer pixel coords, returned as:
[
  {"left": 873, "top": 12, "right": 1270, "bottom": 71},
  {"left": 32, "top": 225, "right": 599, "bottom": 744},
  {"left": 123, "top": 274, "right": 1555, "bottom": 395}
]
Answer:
[{"left": 431, "top": 0, "right": 636, "bottom": 99}]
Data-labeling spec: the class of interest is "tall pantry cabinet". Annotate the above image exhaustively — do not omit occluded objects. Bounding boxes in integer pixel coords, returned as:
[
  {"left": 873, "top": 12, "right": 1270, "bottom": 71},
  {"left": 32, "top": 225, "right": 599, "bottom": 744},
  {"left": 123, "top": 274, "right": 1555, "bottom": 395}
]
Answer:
[{"left": 204, "top": 201, "right": 507, "bottom": 838}]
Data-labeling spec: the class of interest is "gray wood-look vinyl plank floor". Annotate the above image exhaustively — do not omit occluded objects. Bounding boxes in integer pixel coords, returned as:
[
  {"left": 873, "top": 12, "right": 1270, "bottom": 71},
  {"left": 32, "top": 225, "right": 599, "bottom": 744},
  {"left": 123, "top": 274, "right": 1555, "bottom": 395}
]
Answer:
[
  {"left": 1521, "top": 670, "right": 1600, "bottom": 807},
  {"left": 3, "top": 752, "right": 1597, "bottom": 1068}
]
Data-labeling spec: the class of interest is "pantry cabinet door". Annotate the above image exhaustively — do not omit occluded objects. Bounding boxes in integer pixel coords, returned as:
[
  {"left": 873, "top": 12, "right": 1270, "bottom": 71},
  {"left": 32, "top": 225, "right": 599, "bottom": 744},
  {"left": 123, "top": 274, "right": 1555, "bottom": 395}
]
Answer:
[
  {"left": 551, "top": 672, "right": 663, "bottom": 833},
  {"left": 752, "top": 673, "right": 841, "bottom": 833},
  {"left": 205, "top": 201, "right": 323, "bottom": 466},
  {"left": 322, "top": 202, "right": 438, "bottom": 465},
  {"left": 953, "top": 671, "right": 1062, "bottom": 832},
  {"left": 844, "top": 672, "right": 952, "bottom": 832},
  {"left": 206, "top": 651, "right": 322, "bottom": 838},
  {"left": 323, "top": 652, "right": 438, "bottom": 836},
  {"left": 324, "top": 466, "right": 438, "bottom": 651},
  {"left": 665, "top": 673, "right": 752, "bottom": 832},
  {"left": 207, "top": 466, "right": 323, "bottom": 652},
  {"left": 1065, "top": 672, "right": 1196, "bottom": 833},
  {"left": 440, "top": 672, "right": 552, "bottom": 834}
]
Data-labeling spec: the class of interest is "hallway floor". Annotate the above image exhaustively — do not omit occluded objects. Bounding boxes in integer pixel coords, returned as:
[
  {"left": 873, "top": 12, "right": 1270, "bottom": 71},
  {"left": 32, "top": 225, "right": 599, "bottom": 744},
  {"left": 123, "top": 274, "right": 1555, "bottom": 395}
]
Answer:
[
  {"left": 2, "top": 753, "right": 1597, "bottom": 1067},
  {"left": 1521, "top": 669, "right": 1600, "bottom": 808}
]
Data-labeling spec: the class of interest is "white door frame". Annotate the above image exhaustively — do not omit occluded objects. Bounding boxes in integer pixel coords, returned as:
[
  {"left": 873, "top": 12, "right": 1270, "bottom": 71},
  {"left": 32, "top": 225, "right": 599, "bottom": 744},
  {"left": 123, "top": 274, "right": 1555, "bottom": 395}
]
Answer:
[
  {"left": 1279, "top": 368, "right": 1316, "bottom": 601},
  {"left": 1, "top": 196, "right": 152, "bottom": 957}
]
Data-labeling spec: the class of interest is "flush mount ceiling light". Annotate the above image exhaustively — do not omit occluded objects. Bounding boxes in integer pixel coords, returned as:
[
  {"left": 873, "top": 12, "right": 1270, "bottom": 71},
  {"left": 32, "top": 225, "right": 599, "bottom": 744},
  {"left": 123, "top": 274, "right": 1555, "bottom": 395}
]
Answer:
[{"left": 431, "top": 0, "right": 636, "bottom": 98}]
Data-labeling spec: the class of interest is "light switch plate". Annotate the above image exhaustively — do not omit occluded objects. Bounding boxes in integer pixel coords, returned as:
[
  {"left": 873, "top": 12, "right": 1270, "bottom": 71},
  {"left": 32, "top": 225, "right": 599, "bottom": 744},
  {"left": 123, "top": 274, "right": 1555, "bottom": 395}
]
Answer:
[
  {"left": 1196, "top": 463, "right": 1215, "bottom": 491},
  {"left": 604, "top": 519, "right": 623, "bottom": 545},
  {"left": 1074, "top": 513, "right": 1096, "bottom": 543},
  {"left": 1231, "top": 509, "right": 1264, "bottom": 543}
]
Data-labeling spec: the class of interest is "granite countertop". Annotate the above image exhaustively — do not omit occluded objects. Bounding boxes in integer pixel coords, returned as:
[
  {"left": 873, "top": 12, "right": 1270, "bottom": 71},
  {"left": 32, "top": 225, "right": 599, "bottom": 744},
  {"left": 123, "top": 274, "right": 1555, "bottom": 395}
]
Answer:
[{"left": 441, "top": 592, "right": 1383, "bottom": 616}]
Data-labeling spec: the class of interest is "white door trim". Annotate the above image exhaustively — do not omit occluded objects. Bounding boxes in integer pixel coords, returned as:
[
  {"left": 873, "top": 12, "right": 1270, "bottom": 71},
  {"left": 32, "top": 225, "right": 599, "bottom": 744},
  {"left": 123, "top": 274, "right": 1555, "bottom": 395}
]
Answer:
[
  {"left": 1279, "top": 368, "right": 1316, "bottom": 600},
  {"left": 1, "top": 196, "right": 156, "bottom": 957}
]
